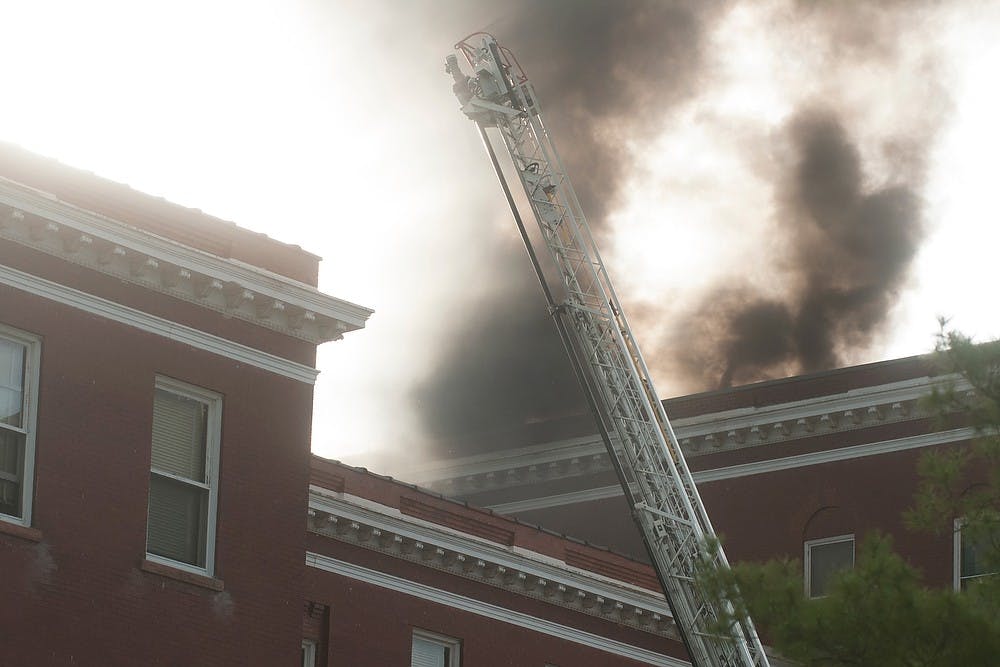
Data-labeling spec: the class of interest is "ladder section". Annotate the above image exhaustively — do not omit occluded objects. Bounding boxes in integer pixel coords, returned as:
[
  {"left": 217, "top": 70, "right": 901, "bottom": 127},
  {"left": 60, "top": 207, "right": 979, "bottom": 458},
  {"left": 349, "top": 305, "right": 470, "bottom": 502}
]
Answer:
[{"left": 448, "top": 35, "right": 769, "bottom": 667}]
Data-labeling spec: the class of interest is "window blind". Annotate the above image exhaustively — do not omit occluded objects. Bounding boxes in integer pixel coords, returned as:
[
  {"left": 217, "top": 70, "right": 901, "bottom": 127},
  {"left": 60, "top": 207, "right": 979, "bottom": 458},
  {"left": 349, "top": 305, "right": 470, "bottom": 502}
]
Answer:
[
  {"left": 151, "top": 389, "right": 207, "bottom": 481},
  {"left": 147, "top": 473, "right": 207, "bottom": 565},
  {"left": 0, "top": 339, "right": 24, "bottom": 428},
  {"left": 411, "top": 637, "right": 448, "bottom": 667}
]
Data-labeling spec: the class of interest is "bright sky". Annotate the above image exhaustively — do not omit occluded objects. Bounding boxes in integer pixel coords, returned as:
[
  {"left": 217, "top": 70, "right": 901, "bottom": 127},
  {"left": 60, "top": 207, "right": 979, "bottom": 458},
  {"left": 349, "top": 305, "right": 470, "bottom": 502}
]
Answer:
[{"left": 2, "top": 1, "right": 999, "bottom": 466}]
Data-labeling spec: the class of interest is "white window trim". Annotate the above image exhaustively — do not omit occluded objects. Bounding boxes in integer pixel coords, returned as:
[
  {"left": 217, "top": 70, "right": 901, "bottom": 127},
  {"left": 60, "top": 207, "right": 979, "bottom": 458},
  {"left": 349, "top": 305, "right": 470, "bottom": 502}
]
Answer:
[
  {"left": 954, "top": 517, "right": 963, "bottom": 591},
  {"left": 804, "top": 533, "right": 855, "bottom": 599},
  {"left": 301, "top": 639, "right": 317, "bottom": 667},
  {"left": 0, "top": 323, "right": 41, "bottom": 528},
  {"left": 145, "top": 375, "right": 222, "bottom": 577},
  {"left": 412, "top": 628, "right": 461, "bottom": 667},
  {"left": 954, "top": 517, "right": 997, "bottom": 590}
]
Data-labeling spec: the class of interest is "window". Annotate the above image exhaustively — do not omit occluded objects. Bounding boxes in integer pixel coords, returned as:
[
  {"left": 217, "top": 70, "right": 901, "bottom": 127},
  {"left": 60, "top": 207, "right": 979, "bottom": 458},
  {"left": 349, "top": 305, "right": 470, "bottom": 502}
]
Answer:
[
  {"left": 955, "top": 518, "right": 998, "bottom": 590},
  {"left": 301, "top": 639, "right": 317, "bottom": 667},
  {"left": 805, "top": 534, "right": 854, "bottom": 598},
  {"left": 411, "top": 629, "right": 460, "bottom": 667},
  {"left": 146, "top": 377, "right": 221, "bottom": 574},
  {"left": 0, "top": 325, "right": 40, "bottom": 526}
]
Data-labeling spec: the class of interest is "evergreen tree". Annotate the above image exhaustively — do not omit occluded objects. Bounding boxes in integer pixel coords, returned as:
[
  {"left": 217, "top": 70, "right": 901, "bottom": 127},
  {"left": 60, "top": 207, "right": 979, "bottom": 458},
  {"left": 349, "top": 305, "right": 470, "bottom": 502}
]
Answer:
[{"left": 699, "top": 326, "right": 1000, "bottom": 666}]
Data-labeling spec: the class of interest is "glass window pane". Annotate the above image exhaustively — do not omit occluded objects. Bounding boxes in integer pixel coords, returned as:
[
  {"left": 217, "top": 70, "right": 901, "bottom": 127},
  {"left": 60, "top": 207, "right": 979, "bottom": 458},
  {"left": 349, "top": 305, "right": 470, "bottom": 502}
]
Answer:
[
  {"left": 147, "top": 473, "right": 208, "bottom": 566},
  {"left": 809, "top": 539, "right": 853, "bottom": 597},
  {"left": 0, "top": 428, "right": 24, "bottom": 517},
  {"left": 0, "top": 339, "right": 25, "bottom": 428},
  {"left": 961, "top": 535, "right": 984, "bottom": 577},
  {"left": 151, "top": 389, "right": 207, "bottom": 481},
  {"left": 961, "top": 523, "right": 999, "bottom": 588}
]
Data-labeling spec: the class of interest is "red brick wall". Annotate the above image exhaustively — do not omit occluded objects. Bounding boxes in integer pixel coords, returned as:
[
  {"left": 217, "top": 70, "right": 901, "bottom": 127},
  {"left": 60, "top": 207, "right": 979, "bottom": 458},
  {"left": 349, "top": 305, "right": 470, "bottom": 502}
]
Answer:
[
  {"left": 0, "top": 279, "right": 316, "bottom": 664},
  {"left": 518, "top": 443, "right": 959, "bottom": 588},
  {"left": 311, "top": 457, "right": 663, "bottom": 592},
  {"left": 304, "top": 536, "right": 686, "bottom": 666},
  {"left": 0, "top": 240, "right": 316, "bottom": 366},
  {"left": 698, "top": 446, "right": 956, "bottom": 586}
]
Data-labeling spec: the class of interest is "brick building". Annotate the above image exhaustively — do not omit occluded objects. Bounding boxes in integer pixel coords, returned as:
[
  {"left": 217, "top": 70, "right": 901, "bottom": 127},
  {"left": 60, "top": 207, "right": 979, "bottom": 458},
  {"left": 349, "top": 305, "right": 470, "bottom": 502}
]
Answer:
[
  {"left": 1, "top": 142, "right": 984, "bottom": 666},
  {"left": 0, "top": 143, "right": 372, "bottom": 664},
  {"left": 0, "top": 145, "right": 703, "bottom": 666},
  {"left": 304, "top": 456, "right": 691, "bottom": 666},
  {"left": 410, "top": 354, "right": 981, "bottom": 597}
]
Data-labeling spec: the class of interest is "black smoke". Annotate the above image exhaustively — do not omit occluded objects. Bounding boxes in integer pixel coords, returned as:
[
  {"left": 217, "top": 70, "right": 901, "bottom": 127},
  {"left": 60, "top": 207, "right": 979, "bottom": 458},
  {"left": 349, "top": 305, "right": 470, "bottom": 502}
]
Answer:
[
  {"left": 413, "top": 251, "right": 586, "bottom": 456},
  {"left": 494, "top": 1, "right": 722, "bottom": 223},
  {"left": 677, "top": 109, "right": 926, "bottom": 388},
  {"left": 415, "top": 1, "right": 721, "bottom": 455},
  {"left": 414, "top": 0, "right": 948, "bottom": 456}
]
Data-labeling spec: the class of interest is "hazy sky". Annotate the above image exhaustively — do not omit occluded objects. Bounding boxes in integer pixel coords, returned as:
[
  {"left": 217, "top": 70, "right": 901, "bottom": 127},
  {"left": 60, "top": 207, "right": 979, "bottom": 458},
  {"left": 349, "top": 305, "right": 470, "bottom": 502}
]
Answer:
[{"left": 2, "top": 1, "right": 999, "bottom": 471}]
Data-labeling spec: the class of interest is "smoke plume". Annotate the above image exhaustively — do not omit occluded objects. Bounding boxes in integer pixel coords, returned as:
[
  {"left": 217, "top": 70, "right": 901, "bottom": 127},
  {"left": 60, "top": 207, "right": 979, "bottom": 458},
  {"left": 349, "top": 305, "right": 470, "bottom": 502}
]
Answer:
[
  {"left": 661, "top": 1, "right": 953, "bottom": 390},
  {"left": 415, "top": 0, "right": 951, "bottom": 458},
  {"left": 495, "top": 1, "right": 723, "bottom": 223},
  {"left": 677, "top": 109, "right": 926, "bottom": 388},
  {"left": 415, "top": 1, "right": 720, "bottom": 455}
]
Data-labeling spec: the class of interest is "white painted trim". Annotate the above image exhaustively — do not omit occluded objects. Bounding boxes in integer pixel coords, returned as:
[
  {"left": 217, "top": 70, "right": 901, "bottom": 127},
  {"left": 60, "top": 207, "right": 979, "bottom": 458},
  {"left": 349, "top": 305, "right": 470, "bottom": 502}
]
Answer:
[
  {"left": 952, "top": 517, "right": 998, "bottom": 590},
  {"left": 804, "top": 534, "right": 854, "bottom": 599},
  {"left": 0, "top": 263, "right": 318, "bottom": 384},
  {"left": 308, "top": 490, "right": 670, "bottom": 615},
  {"left": 306, "top": 552, "right": 688, "bottom": 667},
  {"left": 146, "top": 377, "right": 222, "bottom": 576},
  {"left": 0, "top": 179, "right": 373, "bottom": 328},
  {"left": 486, "top": 428, "right": 976, "bottom": 514},
  {"left": 953, "top": 518, "right": 963, "bottom": 592},
  {"left": 694, "top": 428, "right": 974, "bottom": 482},
  {"left": 411, "top": 375, "right": 964, "bottom": 486},
  {"left": 669, "top": 376, "right": 950, "bottom": 436},
  {"left": 0, "top": 323, "right": 41, "bottom": 527}
]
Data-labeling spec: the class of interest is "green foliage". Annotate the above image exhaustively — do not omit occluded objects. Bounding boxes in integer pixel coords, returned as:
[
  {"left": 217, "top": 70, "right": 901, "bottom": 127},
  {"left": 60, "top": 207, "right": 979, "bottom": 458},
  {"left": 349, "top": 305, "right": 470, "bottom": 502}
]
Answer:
[
  {"left": 907, "top": 324, "right": 1000, "bottom": 576},
  {"left": 702, "top": 534, "right": 1000, "bottom": 666},
  {"left": 697, "top": 326, "right": 1000, "bottom": 666}
]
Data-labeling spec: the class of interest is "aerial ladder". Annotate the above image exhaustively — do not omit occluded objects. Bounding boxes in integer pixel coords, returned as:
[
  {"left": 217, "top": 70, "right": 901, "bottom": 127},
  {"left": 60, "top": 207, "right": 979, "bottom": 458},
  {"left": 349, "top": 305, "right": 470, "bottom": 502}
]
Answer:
[{"left": 446, "top": 35, "right": 770, "bottom": 667}]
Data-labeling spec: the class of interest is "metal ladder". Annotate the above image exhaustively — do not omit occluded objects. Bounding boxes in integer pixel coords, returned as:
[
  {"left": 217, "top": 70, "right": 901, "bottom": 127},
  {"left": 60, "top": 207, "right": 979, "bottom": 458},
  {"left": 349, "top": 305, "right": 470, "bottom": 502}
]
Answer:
[{"left": 448, "top": 34, "right": 770, "bottom": 667}]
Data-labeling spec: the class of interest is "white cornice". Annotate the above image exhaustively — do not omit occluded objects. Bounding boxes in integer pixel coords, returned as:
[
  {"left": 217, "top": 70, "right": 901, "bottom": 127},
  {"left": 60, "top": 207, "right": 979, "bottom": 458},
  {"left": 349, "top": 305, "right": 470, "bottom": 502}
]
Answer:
[
  {"left": 670, "top": 376, "right": 954, "bottom": 436},
  {"left": 308, "top": 488, "right": 676, "bottom": 637},
  {"left": 0, "top": 262, "right": 318, "bottom": 384},
  {"left": 486, "top": 427, "right": 976, "bottom": 514},
  {"left": 307, "top": 552, "right": 688, "bottom": 667},
  {"left": 692, "top": 427, "right": 974, "bottom": 483},
  {"left": 0, "top": 180, "right": 373, "bottom": 343},
  {"left": 412, "top": 374, "right": 964, "bottom": 496}
]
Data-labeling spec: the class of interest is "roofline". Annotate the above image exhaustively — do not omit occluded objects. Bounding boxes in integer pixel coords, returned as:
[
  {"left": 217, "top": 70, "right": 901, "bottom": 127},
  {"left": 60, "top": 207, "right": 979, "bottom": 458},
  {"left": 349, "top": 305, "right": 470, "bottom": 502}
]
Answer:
[
  {"left": 664, "top": 352, "right": 933, "bottom": 406},
  {"left": 0, "top": 178, "right": 372, "bottom": 342},
  {"left": 310, "top": 454, "right": 654, "bottom": 567},
  {"left": 0, "top": 140, "right": 321, "bottom": 261}
]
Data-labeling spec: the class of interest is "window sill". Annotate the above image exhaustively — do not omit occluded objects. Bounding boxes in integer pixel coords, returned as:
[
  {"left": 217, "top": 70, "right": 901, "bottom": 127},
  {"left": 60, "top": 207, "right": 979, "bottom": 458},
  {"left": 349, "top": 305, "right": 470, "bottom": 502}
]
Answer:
[
  {"left": 141, "top": 558, "right": 224, "bottom": 592},
  {"left": 0, "top": 519, "right": 42, "bottom": 543}
]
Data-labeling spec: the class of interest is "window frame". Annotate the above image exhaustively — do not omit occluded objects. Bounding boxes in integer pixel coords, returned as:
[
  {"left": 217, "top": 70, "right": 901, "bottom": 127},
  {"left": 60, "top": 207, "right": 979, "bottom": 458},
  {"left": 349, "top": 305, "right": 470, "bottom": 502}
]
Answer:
[
  {"left": 954, "top": 517, "right": 998, "bottom": 590},
  {"left": 145, "top": 375, "right": 222, "bottom": 576},
  {"left": 804, "top": 533, "right": 855, "bottom": 599},
  {"left": 411, "top": 628, "right": 461, "bottom": 667},
  {"left": 0, "top": 323, "right": 41, "bottom": 528}
]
